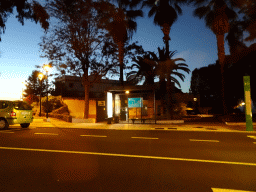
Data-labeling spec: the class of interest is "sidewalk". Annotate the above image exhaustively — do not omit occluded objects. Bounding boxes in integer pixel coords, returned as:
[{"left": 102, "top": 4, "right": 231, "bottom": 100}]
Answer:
[{"left": 30, "top": 117, "right": 256, "bottom": 132}]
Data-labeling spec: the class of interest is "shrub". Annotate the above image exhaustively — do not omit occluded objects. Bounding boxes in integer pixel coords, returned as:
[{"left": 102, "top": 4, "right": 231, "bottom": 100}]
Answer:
[
  {"left": 42, "top": 96, "right": 64, "bottom": 113},
  {"left": 24, "top": 95, "right": 39, "bottom": 105}
]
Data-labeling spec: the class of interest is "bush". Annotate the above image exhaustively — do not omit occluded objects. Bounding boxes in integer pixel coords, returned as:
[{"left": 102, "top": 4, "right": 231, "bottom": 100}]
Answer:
[
  {"left": 42, "top": 96, "right": 64, "bottom": 113},
  {"left": 24, "top": 95, "right": 39, "bottom": 105}
]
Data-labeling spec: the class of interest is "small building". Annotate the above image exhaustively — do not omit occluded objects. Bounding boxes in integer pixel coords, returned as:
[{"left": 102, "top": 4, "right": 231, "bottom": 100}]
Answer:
[{"left": 53, "top": 76, "right": 200, "bottom": 122}]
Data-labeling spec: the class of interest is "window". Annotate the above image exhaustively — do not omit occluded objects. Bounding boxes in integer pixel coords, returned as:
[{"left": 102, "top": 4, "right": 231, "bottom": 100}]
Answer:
[{"left": 13, "top": 102, "right": 32, "bottom": 110}]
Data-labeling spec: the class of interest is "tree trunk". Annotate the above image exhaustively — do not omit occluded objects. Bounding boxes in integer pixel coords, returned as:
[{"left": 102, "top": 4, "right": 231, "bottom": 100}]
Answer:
[
  {"left": 118, "top": 42, "right": 124, "bottom": 86},
  {"left": 83, "top": 68, "right": 90, "bottom": 119},
  {"left": 216, "top": 34, "right": 228, "bottom": 115}
]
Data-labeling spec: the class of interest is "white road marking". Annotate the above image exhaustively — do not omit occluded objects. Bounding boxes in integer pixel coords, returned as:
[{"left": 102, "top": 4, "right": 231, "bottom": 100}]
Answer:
[
  {"left": 80, "top": 135, "right": 107, "bottom": 137},
  {"left": 131, "top": 137, "right": 159, "bottom": 140},
  {"left": 0, "top": 146, "right": 256, "bottom": 167},
  {"left": 247, "top": 135, "right": 256, "bottom": 139},
  {"left": 34, "top": 133, "right": 58, "bottom": 135},
  {"left": 212, "top": 187, "right": 255, "bottom": 192},
  {"left": 190, "top": 139, "right": 219, "bottom": 142}
]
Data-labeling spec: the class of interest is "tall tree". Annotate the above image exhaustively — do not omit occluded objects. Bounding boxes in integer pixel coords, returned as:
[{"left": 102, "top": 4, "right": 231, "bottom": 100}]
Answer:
[
  {"left": 0, "top": 0, "right": 49, "bottom": 41},
  {"left": 40, "top": 0, "right": 115, "bottom": 119},
  {"left": 226, "top": 20, "right": 247, "bottom": 56},
  {"left": 144, "top": 47, "right": 190, "bottom": 118},
  {"left": 191, "top": 0, "right": 237, "bottom": 115},
  {"left": 95, "top": 0, "right": 143, "bottom": 85},
  {"left": 126, "top": 53, "right": 155, "bottom": 85},
  {"left": 232, "top": 0, "right": 256, "bottom": 42},
  {"left": 141, "top": 0, "right": 186, "bottom": 59},
  {"left": 23, "top": 70, "right": 47, "bottom": 97}
]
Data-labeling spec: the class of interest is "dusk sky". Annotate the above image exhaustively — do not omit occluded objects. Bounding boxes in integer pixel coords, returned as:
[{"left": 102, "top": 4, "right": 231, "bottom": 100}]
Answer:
[{"left": 0, "top": 2, "right": 255, "bottom": 100}]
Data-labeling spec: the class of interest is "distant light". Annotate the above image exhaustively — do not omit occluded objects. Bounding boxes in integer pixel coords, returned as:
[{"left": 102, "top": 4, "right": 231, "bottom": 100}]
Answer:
[
  {"left": 43, "top": 64, "right": 51, "bottom": 72},
  {"left": 241, "top": 102, "right": 245, "bottom": 106},
  {"left": 125, "top": 90, "right": 129, "bottom": 94},
  {"left": 193, "top": 98, "right": 197, "bottom": 101},
  {"left": 38, "top": 73, "right": 44, "bottom": 80}
]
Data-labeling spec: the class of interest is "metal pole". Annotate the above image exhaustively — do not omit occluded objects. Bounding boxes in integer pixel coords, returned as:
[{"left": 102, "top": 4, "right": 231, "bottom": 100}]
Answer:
[
  {"left": 154, "top": 90, "right": 156, "bottom": 124},
  {"left": 243, "top": 76, "right": 253, "bottom": 131},
  {"left": 39, "top": 79, "right": 42, "bottom": 117},
  {"left": 46, "top": 71, "right": 48, "bottom": 119}
]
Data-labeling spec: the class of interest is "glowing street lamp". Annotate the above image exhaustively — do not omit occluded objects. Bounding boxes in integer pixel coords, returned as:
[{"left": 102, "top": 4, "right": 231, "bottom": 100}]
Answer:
[{"left": 38, "top": 73, "right": 44, "bottom": 117}]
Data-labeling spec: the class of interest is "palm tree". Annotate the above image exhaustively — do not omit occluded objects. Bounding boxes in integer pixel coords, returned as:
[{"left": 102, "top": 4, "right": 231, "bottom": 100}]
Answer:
[
  {"left": 191, "top": 0, "right": 237, "bottom": 115},
  {"left": 232, "top": 0, "right": 256, "bottom": 42},
  {"left": 126, "top": 53, "right": 155, "bottom": 86},
  {"left": 95, "top": 0, "right": 143, "bottom": 85},
  {"left": 226, "top": 20, "right": 247, "bottom": 56},
  {"left": 144, "top": 47, "right": 190, "bottom": 118},
  {"left": 141, "top": 0, "right": 186, "bottom": 59}
]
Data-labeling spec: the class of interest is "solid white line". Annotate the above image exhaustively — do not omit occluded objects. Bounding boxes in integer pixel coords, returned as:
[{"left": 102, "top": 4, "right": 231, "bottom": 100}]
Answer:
[
  {"left": 131, "top": 137, "right": 159, "bottom": 140},
  {"left": 0, "top": 146, "right": 256, "bottom": 167},
  {"left": 34, "top": 133, "right": 58, "bottom": 135},
  {"left": 80, "top": 135, "right": 107, "bottom": 137},
  {"left": 190, "top": 139, "right": 219, "bottom": 142}
]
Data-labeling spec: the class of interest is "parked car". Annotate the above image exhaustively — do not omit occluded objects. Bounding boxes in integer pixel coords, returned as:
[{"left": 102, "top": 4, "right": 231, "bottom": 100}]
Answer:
[{"left": 0, "top": 100, "right": 33, "bottom": 129}]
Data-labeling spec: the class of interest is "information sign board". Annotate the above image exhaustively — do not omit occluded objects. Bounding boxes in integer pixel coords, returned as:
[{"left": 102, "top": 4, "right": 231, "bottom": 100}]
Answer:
[{"left": 128, "top": 98, "right": 143, "bottom": 108}]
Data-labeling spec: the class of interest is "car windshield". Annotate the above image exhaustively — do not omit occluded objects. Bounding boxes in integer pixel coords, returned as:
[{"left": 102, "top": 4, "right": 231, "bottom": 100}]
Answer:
[{"left": 13, "top": 101, "right": 32, "bottom": 110}]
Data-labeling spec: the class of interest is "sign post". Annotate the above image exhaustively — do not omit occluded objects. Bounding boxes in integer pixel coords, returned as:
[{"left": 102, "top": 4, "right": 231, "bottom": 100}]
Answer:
[{"left": 243, "top": 76, "right": 253, "bottom": 131}]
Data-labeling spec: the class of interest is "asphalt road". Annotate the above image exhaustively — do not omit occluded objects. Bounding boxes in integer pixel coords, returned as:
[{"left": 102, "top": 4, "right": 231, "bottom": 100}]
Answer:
[{"left": 0, "top": 127, "right": 256, "bottom": 192}]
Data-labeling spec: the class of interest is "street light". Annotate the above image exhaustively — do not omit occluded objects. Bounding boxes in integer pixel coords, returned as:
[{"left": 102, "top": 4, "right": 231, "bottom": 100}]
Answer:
[
  {"left": 43, "top": 64, "right": 51, "bottom": 120},
  {"left": 38, "top": 73, "right": 44, "bottom": 117}
]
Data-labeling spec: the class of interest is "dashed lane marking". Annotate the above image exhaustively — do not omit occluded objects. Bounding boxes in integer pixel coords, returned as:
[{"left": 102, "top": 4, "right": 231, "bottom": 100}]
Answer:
[
  {"left": 247, "top": 135, "right": 256, "bottom": 139},
  {"left": 211, "top": 187, "right": 255, "bottom": 192},
  {"left": 0, "top": 147, "right": 256, "bottom": 167},
  {"left": 131, "top": 137, "right": 158, "bottom": 140},
  {"left": 190, "top": 139, "right": 219, "bottom": 142},
  {"left": 80, "top": 135, "right": 107, "bottom": 137},
  {"left": 34, "top": 133, "right": 58, "bottom": 135}
]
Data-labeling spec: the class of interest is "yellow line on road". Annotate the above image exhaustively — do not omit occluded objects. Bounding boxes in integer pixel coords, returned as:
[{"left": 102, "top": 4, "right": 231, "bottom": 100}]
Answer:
[
  {"left": 34, "top": 133, "right": 58, "bottom": 135},
  {"left": 212, "top": 187, "right": 255, "bottom": 192},
  {"left": 190, "top": 139, "right": 219, "bottom": 142},
  {"left": 0, "top": 131, "right": 14, "bottom": 133},
  {"left": 253, "top": 142, "right": 256, "bottom": 144},
  {"left": 80, "top": 135, "right": 107, "bottom": 137},
  {"left": 1, "top": 146, "right": 255, "bottom": 167},
  {"left": 131, "top": 137, "right": 159, "bottom": 140}
]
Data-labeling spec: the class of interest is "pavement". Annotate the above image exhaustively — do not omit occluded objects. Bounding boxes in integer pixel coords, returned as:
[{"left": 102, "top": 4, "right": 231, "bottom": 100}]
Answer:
[{"left": 17, "top": 116, "right": 256, "bottom": 133}]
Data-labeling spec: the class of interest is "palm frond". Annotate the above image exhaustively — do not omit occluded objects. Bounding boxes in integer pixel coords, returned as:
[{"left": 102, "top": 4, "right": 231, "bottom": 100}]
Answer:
[
  {"left": 148, "top": 5, "right": 158, "bottom": 18},
  {"left": 171, "top": 77, "right": 181, "bottom": 88},
  {"left": 193, "top": 6, "right": 210, "bottom": 19},
  {"left": 126, "top": 10, "right": 143, "bottom": 19},
  {"left": 171, "top": 71, "right": 185, "bottom": 81},
  {"left": 174, "top": 3, "right": 182, "bottom": 15}
]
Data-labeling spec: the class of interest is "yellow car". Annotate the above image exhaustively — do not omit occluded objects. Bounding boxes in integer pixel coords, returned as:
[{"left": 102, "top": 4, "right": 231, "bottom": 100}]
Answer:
[{"left": 0, "top": 100, "right": 33, "bottom": 129}]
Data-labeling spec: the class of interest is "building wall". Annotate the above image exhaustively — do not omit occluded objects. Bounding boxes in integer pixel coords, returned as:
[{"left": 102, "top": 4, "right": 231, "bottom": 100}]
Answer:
[{"left": 62, "top": 97, "right": 96, "bottom": 119}]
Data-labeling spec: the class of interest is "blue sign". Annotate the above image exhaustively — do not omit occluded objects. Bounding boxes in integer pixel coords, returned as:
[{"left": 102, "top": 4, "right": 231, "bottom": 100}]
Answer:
[{"left": 128, "top": 98, "right": 143, "bottom": 108}]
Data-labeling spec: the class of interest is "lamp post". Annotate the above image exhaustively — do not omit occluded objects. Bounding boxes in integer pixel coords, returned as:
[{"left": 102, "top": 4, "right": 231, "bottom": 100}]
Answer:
[
  {"left": 38, "top": 73, "right": 44, "bottom": 117},
  {"left": 43, "top": 65, "right": 51, "bottom": 120}
]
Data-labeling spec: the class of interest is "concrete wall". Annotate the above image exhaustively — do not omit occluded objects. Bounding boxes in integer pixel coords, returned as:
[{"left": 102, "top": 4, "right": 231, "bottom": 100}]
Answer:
[{"left": 62, "top": 98, "right": 96, "bottom": 120}]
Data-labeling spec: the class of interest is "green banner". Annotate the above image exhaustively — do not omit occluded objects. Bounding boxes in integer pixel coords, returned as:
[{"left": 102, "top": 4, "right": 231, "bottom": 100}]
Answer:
[{"left": 243, "top": 76, "right": 253, "bottom": 131}]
